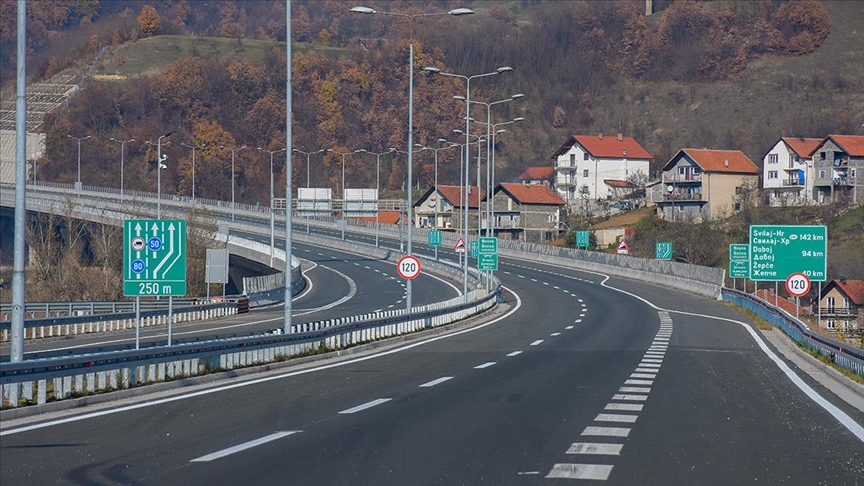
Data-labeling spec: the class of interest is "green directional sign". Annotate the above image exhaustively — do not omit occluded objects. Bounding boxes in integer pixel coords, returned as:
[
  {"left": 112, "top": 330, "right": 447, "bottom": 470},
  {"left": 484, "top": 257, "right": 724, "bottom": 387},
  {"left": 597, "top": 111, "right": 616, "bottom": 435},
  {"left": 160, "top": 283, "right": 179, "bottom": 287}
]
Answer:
[
  {"left": 729, "top": 244, "right": 750, "bottom": 279},
  {"left": 428, "top": 230, "right": 442, "bottom": 248},
  {"left": 470, "top": 240, "right": 478, "bottom": 258},
  {"left": 655, "top": 242, "right": 673, "bottom": 260},
  {"left": 478, "top": 254, "right": 498, "bottom": 271},
  {"left": 124, "top": 219, "right": 187, "bottom": 296},
  {"left": 478, "top": 237, "right": 498, "bottom": 255},
  {"left": 576, "top": 230, "right": 590, "bottom": 249},
  {"left": 749, "top": 225, "right": 826, "bottom": 282}
]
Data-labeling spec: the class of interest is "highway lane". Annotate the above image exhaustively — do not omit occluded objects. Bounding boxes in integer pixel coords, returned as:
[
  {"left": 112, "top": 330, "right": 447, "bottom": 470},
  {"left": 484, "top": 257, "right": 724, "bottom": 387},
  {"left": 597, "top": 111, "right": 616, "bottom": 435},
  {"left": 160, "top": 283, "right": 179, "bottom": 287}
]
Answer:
[{"left": 5, "top": 253, "right": 861, "bottom": 484}]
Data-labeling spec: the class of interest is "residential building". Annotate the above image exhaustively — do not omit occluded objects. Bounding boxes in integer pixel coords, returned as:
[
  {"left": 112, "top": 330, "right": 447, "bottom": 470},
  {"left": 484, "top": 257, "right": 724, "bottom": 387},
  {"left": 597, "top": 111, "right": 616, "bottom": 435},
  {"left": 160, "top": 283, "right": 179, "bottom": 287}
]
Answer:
[
  {"left": 650, "top": 149, "right": 759, "bottom": 221},
  {"left": 551, "top": 133, "right": 652, "bottom": 204},
  {"left": 762, "top": 137, "right": 821, "bottom": 207},
  {"left": 517, "top": 166, "right": 554, "bottom": 187},
  {"left": 413, "top": 185, "right": 485, "bottom": 231},
  {"left": 815, "top": 278, "right": 863, "bottom": 332},
  {"left": 486, "top": 182, "right": 566, "bottom": 243},
  {"left": 811, "top": 134, "right": 864, "bottom": 204}
]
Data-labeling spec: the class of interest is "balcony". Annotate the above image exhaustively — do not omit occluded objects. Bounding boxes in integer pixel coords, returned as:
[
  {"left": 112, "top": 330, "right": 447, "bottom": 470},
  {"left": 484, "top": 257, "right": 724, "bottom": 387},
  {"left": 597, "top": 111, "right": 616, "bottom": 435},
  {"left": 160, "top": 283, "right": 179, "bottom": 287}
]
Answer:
[
  {"left": 782, "top": 179, "right": 803, "bottom": 187},
  {"left": 652, "top": 192, "right": 704, "bottom": 203},
  {"left": 555, "top": 177, "right": 577, "bottom": 187},
  {"left": 663, "top": 172, "right": 702, "bottom": 183},
  {"left": 813, "top": 306, "right": 859, "bottom": 318}
]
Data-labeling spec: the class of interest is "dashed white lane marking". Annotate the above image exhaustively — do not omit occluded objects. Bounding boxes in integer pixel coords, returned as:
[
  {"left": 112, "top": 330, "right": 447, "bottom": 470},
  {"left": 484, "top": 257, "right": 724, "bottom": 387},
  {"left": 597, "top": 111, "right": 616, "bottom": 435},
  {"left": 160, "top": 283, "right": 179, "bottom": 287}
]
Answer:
[
  {"left": 553, "top": 285, "right": 560, "bottom": 289},
  {"left": 579, "top": 313, "right": 586, "bottom": 317},
  {"left": 630, "top": 373, "right": 657, "bottom": 379},
  {"left": 634, "top": 368, "right": 658, "bottom": 373},
  {"left": 619, "top": 387, "right": 651, "bottom": 393},
  {"left": 565, "top": 326, "right": 574, "bottom": 330},
  {"left": 605, "top": 403, "right": 643, "bottom": 412},
  {"left": 624, "top": 379, "right": 653, "bottom": 386},
  {"left": 419, "top": 377, "right": 454, "bottom": 388},
  {"left": 547, "top": 464, "right": 614, "bottom": 480},
  {"left": 550, "top": 332, "right": 561, "bottom": 336},
  {"left": 567, "top": 443, "right": 623, "bottom": 456},
  {"left": 530, "top": 340, "right": 544, "bottom": 346},
  {"left": 574, "top": 319, "right": 582, "bottom": 323},
  {"left": 190, "top": 431, "right": 301, "bottom": 462},
  {"left": 612, "top": 394, "right": 648, "bottom": 401},
  {"left": 530, "top": 278, "right": 538, "bottom": 282},
  {"left": 474, "top": 362, "right": 497, "bottom": 369},
  {"left": 582, "top": 426, "right": 630, "bottom": 437},
  {"left": 641, "top": 359, "right": 663, "bottom": 363},
  {"left": 507, "top": 351, "right": 523, "bottom": 357},
  {"left": 543, "top": 282, "right": 549, "bottom": 286},
  {"left": 638, "top": 363, "right": 662, "bottom": 368},
  {"left": 339, "top": 398, "right": 392, "bottom": 414},
  {"left": 594, "top": 413, "right": 638, "bottom": 423}
]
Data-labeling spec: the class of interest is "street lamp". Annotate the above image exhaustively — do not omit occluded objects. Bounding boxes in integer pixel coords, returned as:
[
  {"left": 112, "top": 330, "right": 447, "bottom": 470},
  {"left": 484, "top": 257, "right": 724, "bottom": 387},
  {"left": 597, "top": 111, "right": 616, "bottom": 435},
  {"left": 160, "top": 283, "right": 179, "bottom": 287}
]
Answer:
[
  {"left": 66, "top": 134, "right": 90, "bottom": 194},
  {"left": 220, "top": 145, "right": 246, "bottom": 221},
  {"left": 357, "top": 148, "right": 395, "bottom": 247},
  {"left": 454, "top": 129, "right": 488, "bottom": 241},
  {"left": 180, "top": 141, "right": 205, "bottom": 200},
  {"left": 352, "top": 5, "right": 473, "bottom": 309},
  {"left": 146, "top": 133, "right": 172, "bottom": 219},
  {"left": 293, "top": 148, "right": 326, "bottom": 188},
  {"left": 258, "top": 146, "right": 287, "bottom": 266},
  {"left": 110, "top": 137, "right": 135, "bottom": 201},
  {"left": 415, "top": 140, "right": 459, "bottom": 260},
  {"left": 332, "top": 149, "right": 363, "bottom": 240},
  {"left": 424, "top": 65, "right": 513, "bottom": 295}
]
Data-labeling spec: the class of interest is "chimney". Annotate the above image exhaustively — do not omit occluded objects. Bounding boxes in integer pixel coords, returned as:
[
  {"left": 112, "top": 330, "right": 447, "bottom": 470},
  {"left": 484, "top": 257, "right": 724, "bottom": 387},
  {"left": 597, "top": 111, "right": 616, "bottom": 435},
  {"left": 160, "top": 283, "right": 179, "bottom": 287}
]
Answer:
[
  {"left": 622, "top": 148, "right": 627, "bottom": 157},
  {"left": 617, "top": 133, "right": 623, "bottom": 141},
  {"left": 840, "top": 276, "right": 847, "bottom": 284},
  {"left": 598, "top": 133, "right": 603, "bottom": 140},
  {"left": 646, "top": 0, "right": 653, "bottom": 16}
]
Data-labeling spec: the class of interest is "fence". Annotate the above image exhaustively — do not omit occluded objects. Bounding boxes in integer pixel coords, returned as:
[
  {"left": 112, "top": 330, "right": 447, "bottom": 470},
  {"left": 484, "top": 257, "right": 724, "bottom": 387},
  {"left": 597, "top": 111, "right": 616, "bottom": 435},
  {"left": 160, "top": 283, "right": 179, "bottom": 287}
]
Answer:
[{"left": 722, "top": 288, "right": 864, "bottom": 378}]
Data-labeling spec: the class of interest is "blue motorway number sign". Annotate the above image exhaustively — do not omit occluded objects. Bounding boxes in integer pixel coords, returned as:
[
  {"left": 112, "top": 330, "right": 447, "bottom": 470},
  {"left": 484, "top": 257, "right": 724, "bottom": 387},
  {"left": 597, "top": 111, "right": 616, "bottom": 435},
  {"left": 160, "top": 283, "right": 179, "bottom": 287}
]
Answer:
[{"left": 124, "top": 219, "right": 187, "bottom": 296}]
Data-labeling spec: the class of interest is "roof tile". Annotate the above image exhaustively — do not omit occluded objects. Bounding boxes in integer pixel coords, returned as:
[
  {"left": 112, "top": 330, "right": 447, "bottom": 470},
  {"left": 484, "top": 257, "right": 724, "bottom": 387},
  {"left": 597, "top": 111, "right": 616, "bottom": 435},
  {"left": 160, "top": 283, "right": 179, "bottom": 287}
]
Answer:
[
  {"left": 498, "top": 183, "right": 566, "bottom": 205},
  {"left": 573, "top": 135, "right": 653, "bottom": 160},
  {"left": 679, "top": 149, "right": 759, "bottom": 174}
]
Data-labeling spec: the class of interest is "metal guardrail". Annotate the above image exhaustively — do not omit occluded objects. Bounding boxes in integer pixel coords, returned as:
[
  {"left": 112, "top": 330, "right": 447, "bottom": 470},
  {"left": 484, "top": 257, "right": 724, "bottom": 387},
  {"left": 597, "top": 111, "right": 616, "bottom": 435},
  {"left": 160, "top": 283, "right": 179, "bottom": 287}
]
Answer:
[
  {"left": 722, "top": 287, "right": 864, "bottom": 378},
  {"left": 0, "top": 299, "right": 204, "bottom": 321}
]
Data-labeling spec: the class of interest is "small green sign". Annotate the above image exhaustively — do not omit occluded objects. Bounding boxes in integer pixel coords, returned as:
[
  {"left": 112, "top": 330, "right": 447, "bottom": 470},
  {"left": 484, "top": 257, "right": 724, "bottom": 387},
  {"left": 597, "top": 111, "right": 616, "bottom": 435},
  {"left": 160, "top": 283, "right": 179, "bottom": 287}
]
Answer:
[
  {"left": 655, "top": 242, "right": 673, "bottom": 260},
  {"left": 729, "top": 260, "right": 750, "bottom": 279},
  {"left": 478, "top": 254, "right": 498, "bottom": 271},
  {"left": 478, "top": 237, "right": 498, "bottom": 255},
  {"left": 428, "top": 230, "right": 442, "bottom": 248},
  {"left": 749, "top": 225, "right": 826, "bottom": 282},
  {"left": 576, "top": 230, "right": 590, "bottom": 249},
  {"left": 470, "top": 240, "right": 478, "bottom": 258},
  {"left": 124, "top": 219, "right": 187, "bottom": 296},
  {"left": 730, "top": 244, "right": 749, "bottom": 262}
]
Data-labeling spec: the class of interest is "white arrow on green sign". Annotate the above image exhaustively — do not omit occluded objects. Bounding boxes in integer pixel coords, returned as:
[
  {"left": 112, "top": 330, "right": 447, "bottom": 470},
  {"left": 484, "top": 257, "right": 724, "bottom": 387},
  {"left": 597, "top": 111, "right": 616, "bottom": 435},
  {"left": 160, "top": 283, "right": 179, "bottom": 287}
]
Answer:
[{"left": 124, "top": 219, "right": 187, "bottom": 296}]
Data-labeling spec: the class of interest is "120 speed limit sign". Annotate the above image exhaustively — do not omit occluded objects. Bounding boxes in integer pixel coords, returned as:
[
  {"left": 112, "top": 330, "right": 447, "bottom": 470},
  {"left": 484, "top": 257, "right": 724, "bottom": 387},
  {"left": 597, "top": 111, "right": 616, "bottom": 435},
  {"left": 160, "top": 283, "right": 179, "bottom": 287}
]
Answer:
[
  {"left": 785, "top": 272, "right": 811, "bottom": 297},
  {"left": 397, "top": 255, "right": 421, "bottom": 280}
]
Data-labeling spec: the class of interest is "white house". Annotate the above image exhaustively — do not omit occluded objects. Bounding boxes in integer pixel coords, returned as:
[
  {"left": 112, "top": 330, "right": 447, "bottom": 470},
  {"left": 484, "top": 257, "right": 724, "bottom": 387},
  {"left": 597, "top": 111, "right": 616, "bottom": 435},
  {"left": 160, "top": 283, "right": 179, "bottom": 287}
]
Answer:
[
  {"left": 551, "top": 133, "right": 652, "bottom": 203},
  {"left": 762, "top": 137, "right": 821, "bottom": 207}
]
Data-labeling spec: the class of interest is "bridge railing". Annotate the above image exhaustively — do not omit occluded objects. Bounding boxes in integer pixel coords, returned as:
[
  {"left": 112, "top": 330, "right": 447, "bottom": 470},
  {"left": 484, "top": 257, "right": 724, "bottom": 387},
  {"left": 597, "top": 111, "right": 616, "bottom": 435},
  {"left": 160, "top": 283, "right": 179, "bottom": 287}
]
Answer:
[{"left": 722, "top": 287, "right": 864, "bottom": 378}]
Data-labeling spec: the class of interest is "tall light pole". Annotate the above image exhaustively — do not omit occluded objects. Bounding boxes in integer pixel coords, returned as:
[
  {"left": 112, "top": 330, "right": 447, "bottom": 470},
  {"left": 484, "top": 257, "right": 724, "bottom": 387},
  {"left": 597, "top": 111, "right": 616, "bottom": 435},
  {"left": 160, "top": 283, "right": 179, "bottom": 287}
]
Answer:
[
  {"left": 415, "top": 140, "right": 459, "bottom": 260},
  {"left": 454, "top": 129, "right": 488, "bottom": 241},
  {"left": 220, "top": 145, "right": 246, "bottom": 221},
  {"left": 390, "top": 147, "right": 411, "bottom": 252},
  {"left": 332, "top": 149, "right": 362, "bottom": 240},
  {"left": 67, "top": 134, "right": 90, "bottom": 194},
  {"left": 146, "top": 133, "right": 172, "bottom": 219},
  {"left": 110, "top": 137, "right": 134, "bottom": 200},
  {"left": 424, "top": 65, "right": 513, "bottom": 295},
  {"left": 293, "top": 148, "right": 326, "bottom": 188},
  {"left": 352, "top": 5, "right": 473, "bottom": 310},
  {"left": 181, "top": 141, "right": 205, "bottom": 200},
  {"left": 358, "top": 148, "right": 395, "bottom": 247},
  {"left": 258, "top": 146, "right": 287, "bottom": 266}
]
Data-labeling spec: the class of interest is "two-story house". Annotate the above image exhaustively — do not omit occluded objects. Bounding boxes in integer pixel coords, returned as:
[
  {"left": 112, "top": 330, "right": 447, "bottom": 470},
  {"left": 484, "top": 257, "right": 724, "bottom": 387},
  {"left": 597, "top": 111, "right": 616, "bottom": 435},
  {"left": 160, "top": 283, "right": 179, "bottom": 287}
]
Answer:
[
  {"left": 815, "top": 278, "right": 863, "bottom": 333},
  {"left": 762, "top": 137, "right": 821, "bottom": 207},
  {"left": 413, "top": 185, "right": 485, "bottom": 230},
  {"left": 486, "top": 182, "right": 566, "bottom": 243},
  {"left": 551, "top": 133, "right": 652, "bottom": 204},
  {"left": 811, "top": 134, "right": 864, "bottom": 204},
  {"left": 517, "top": 166, "right": 554, "bottom": 187},
  {"left": 651, "top": 149, "right": 759, "bottom": 221}
]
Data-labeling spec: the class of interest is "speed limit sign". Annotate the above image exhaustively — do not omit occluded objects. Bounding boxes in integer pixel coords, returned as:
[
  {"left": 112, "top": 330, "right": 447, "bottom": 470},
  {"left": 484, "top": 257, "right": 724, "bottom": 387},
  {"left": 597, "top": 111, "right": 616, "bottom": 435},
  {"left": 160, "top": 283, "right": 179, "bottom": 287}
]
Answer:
[
  {"left": 785, "top": 272, "right": 811, "bottom": 297},
  {"left": 397, "top": 255, "right": 421, "bottom": 280}
]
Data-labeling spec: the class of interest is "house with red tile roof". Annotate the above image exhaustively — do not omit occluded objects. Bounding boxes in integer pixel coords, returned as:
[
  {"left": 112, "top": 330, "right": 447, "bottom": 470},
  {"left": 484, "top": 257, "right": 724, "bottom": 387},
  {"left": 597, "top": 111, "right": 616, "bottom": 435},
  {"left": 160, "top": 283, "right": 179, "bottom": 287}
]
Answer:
[
  {"left": 517, "top": 166, "right": 554, "bottom": 187},
  {"left": 762, "top": 137, "right": 821, "bottom": 207},
  {"left": 413, "top": 185, "right": 485, "bottom": 230},
  {"left": 550, "top": 133, "right": 652, "bottom": 204},
  {"left": 811, "top": 134, "right": 864, "bottom": 204},
  {"left": 816, "top": 278, "right": 864, "bottom": 332},
  {"left": 650, "top": 148, "right": 759, "bottom": 221},
  {"left": 488, "top": 182, "right": 566, "bottom": 243}
]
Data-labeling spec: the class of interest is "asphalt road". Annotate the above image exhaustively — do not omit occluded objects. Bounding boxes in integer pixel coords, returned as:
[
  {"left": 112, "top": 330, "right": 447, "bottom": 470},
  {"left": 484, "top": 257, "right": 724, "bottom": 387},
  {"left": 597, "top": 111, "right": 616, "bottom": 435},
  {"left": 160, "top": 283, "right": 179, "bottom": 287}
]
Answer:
[{"left": 2, "top": 253, "right": 862, "bottom": 485}]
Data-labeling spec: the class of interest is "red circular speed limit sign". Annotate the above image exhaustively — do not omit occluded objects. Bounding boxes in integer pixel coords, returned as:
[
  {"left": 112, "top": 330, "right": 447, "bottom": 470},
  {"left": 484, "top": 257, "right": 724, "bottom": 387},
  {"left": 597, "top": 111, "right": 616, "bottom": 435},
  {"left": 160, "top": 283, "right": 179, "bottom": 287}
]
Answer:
[
  {"left": 397, "top": 255, "right": 421, "bottom": 280},
  {"left": 785, "top": 272, "right": 811, "bottom": 297}
]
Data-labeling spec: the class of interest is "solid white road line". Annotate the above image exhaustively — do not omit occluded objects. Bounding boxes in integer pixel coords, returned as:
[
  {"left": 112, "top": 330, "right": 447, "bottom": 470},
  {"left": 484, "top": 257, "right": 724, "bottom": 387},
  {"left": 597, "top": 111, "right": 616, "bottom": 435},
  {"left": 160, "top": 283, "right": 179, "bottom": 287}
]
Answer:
[
  {"left": 605, "top": 403, "right": 643, "bottom": 412},
  {"left": 594, "top": 413, "right": 638, "bottom": 423},
  {"left": 567, "top": 443, "right": 624, "bottom": 456},
  {"left": 474, "top": 362, "right": 497, "bottom": 369},
  {"left": 582, "top": 426, "right": 631, "bottom": 437},
  {"left": 190, "top": 431, "right": 300, "bottom": 462},
  {"left": 419, "top": 377, "right": 453, "bottom": 388},
  {"left": 339, "top": 398, "right": 392, "bottom": 414},
  {"left": 547, "top": 463, "right": 614, "bottom": 480}
]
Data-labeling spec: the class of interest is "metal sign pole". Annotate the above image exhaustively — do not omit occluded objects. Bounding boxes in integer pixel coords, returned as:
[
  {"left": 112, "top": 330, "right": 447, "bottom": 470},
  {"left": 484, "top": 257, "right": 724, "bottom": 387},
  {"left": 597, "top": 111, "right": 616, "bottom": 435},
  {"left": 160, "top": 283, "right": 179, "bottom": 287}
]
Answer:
[
  {"left": 775, "top": 281, "right": 778, "bottom": 307},
  {"left": 135, "top": 297, "right": 141, "bottom": 350},
  {"left": 796, "top": 296, "right": 799, "bottom": 319},
  {"left": 168, "top": 295, "right": 173, "bottom": 346},
  {"left": 817, "top": 281, "right": 821, "bottom": 329}
]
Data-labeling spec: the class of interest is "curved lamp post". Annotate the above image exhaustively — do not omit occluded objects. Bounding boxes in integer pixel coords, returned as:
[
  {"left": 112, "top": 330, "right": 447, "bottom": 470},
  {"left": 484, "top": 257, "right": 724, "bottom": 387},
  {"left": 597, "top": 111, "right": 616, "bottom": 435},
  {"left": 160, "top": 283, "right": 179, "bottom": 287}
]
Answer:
[
  {"left": 110, "top": 137, "right": 134, "bottom": 200},
  {"left": 258, "top": 146, "right": 287, "bottom": 265},
  {"left": 67, "top": 134, "right": 90, "bottom": 194},
  {"left": 357, "top": 148, "right": 395, "bottom": 247},
  {"left": 180, "top": 141, "right": 205, "bottom": 201},
  {"left": 220, "top": 145, "right": 246, "bottom": 221}
]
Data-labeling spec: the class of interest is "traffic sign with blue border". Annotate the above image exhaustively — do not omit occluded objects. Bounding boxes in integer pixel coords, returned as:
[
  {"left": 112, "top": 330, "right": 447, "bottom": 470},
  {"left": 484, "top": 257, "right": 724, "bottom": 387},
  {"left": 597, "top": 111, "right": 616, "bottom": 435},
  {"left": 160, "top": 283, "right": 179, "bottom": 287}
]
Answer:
[{"left": 124, "top": 219, "right": 187, "bottom": 296}]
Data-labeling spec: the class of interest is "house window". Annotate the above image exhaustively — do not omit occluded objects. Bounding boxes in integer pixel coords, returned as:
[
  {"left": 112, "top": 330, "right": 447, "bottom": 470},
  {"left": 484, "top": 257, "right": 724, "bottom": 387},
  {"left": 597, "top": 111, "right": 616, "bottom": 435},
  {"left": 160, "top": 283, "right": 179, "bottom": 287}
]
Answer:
[
  {"left": 768, "top": 171, "right": 778, "bottom": 179},
  {"left": 547, "top": 214, "right": 555, "bottom": 222},
  {"left": 852, "top": 168, "right": 857, "bottom": 178},
  {"left": 826, "top": 319, "right": 835, "bottom": 329},
  {"left": 818, "top": 169, "right": 826, "bottom": 178},
  {"left": 773, "top": 190, "right": 780, "bottom": 198},
  {"left": 733, "top": 202, "right": 741, "bottom": 211},
  {"left": 570, "top": 154, "right": 576, "bottom": 166},
  {"left": 583, "top": 169, "right": 589, "bottom": 177},
  {"left": 819, "top": 152, "right": 826, "bottom": 160},
  {"left": 583, "top": 152, "right": 589, "bottom": 161},
  {"left": 768, "top": 154, "right": 778, "bottom": 164}
]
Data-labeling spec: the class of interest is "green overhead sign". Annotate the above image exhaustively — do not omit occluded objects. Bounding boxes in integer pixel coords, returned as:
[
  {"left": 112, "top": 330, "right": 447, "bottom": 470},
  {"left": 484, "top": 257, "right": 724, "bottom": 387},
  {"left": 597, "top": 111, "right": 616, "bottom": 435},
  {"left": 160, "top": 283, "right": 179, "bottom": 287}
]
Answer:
[
  {"left": 124, "top": 219, "right": 187, "bottom": 296},
  {"left": 749, "top": 225, "right": 826, "bottom": 282}
]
